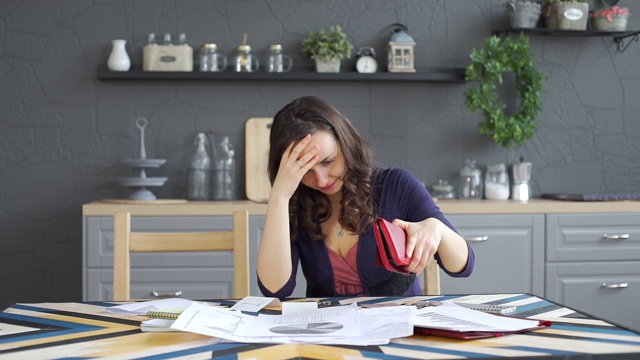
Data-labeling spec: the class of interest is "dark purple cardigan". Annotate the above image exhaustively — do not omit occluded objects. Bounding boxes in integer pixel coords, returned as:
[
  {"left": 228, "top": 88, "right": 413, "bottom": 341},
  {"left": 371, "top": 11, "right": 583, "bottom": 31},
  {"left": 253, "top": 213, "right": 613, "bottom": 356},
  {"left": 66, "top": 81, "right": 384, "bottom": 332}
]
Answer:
[{"left": 258, "top": 167, "right": 475, "bottom": 299}]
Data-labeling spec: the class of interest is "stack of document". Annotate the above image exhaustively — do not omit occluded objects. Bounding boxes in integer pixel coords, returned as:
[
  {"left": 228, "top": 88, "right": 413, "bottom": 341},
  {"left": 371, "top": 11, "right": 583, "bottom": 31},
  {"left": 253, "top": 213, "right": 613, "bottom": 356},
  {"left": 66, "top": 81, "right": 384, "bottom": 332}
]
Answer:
[
  {"left": 413, "top": 301, "right": 550, "bottom": 339},
  {"left": 105, "top": 297, "right": 548, "bottom": 343},
  {"left": 170, "top": 298, "right": 415, "bottom": 345}
]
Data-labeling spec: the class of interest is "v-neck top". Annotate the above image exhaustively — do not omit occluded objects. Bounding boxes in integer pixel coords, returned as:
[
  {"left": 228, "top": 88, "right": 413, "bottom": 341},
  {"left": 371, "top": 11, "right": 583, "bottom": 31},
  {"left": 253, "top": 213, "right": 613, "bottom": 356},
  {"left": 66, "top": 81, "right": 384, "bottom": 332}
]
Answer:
[{"left": 326, "top": 244, "right": 364, "bottom": 296}]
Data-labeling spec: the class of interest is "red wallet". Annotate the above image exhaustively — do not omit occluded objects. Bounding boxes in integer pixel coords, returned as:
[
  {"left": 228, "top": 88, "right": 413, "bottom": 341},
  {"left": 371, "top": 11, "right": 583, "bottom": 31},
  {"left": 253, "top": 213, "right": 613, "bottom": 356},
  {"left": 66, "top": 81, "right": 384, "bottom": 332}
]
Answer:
[{"left": 374, "top": 217, "right": 412, "bottom": 275}]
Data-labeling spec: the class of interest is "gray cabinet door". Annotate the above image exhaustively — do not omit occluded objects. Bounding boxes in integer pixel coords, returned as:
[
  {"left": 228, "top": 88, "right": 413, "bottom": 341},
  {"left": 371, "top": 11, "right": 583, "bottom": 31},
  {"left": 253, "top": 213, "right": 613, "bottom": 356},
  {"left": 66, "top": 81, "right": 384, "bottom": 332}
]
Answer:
[
  {"left": 546, "top": 213, "right": 640, "bottom": 262},
  {"left": 545, "top": 213, "right": 640, "bottom": 332},
  {"left": 441, "top": 214, "right": 545, "bottom": 296},
  {"left": 546, "top": 262, "right": 640, "bottom": 332}
]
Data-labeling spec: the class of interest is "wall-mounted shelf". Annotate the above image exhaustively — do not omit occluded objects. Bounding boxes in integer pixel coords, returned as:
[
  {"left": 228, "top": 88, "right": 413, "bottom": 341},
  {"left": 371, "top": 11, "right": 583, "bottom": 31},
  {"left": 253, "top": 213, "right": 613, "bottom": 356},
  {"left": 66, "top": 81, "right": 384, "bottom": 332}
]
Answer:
[
  {"left": 96, "top": 64, "right": 467, "bottom": 83},
  {"left": 493, "top": 28, "right": 640, "bottom": 53}
]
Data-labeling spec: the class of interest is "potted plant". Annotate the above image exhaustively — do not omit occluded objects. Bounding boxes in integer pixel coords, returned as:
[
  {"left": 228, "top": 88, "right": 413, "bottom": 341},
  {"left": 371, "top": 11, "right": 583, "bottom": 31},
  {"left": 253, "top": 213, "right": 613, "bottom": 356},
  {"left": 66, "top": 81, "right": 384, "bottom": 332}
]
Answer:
[
  {"left": 301, "top": 25, "right": 354, "bottom": 73},
  {"left": 543, "top": 0, "right": 590, "bottom": 30},
  {"left": 464, "top": 35, "right": 546, "bottom": 148},
  {"left": 590, "top": 5, "right": 630, "bottom": 31},
  {"left": 506, "top": 0, "right": 543, "bottom": 29}
]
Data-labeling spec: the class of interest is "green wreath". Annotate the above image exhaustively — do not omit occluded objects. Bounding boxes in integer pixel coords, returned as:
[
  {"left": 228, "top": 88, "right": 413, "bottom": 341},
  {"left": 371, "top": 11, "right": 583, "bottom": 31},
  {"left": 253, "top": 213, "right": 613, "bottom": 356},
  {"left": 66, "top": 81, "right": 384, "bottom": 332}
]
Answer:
[{"left": 464, "top": 34, "right": 545, "bottom": 148}]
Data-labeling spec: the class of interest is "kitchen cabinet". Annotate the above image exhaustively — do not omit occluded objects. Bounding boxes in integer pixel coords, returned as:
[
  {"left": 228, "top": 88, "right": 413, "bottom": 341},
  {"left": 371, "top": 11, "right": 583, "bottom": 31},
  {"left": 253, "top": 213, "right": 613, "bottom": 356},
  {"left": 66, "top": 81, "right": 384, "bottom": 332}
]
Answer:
[
  {"left": 82, "top": 199, "right": 640, "bottom": 325},
  {"left": 440, "top": 214, "right": 545, "bottom": 296},
  {"left": 545, "top": 213, "right": 640, "bottom": 331}
]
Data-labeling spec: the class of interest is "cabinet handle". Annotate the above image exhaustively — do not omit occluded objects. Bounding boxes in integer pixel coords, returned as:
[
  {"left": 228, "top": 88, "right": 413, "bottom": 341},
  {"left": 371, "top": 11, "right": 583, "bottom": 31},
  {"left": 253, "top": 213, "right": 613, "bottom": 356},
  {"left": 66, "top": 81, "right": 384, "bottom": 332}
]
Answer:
[
  {"left": 602, "top": 234, "right": 630, "bottom": 240},
  {"left": 601, "top": 282, "right": 628, "bottom": 289},
  {"left": 463, "top": 236, "right": 488, "bottom": 242},
  {"left": 151, "top": 290, "right": 183, "bottom": 298}
]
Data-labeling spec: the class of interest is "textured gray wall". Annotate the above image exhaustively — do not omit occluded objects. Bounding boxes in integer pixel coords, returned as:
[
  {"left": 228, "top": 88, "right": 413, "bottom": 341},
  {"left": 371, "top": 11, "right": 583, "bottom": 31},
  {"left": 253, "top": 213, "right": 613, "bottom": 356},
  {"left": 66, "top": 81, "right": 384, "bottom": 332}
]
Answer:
[{"left": 1, "top": 0, "right": 639, "bottom": 308}]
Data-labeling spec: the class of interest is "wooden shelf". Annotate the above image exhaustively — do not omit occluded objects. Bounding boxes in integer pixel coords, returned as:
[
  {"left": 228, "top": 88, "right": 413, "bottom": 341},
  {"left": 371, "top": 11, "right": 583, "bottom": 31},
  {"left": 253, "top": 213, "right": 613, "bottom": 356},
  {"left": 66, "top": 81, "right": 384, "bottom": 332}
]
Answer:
[
  {"left": 493, "top": 28, "right": 640, "bottom": 52},
  {"left": 96, "top": 64, "right": 467, "bottom": 83}
]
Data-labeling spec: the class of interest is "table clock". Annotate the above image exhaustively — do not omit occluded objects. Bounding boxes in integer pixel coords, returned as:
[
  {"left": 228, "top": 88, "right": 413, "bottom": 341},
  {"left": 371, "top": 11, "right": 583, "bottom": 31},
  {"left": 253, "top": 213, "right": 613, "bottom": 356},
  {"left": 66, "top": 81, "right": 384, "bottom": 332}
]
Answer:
[{"left": 355, "top": 47, "right": 377, "bottom": 73}]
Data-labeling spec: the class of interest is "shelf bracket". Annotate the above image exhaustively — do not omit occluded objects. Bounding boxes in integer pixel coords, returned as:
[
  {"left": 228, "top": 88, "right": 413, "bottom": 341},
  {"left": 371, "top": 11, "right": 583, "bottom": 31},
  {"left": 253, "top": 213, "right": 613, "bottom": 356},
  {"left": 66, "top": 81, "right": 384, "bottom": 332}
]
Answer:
[{"left": 613, "top": 31, "right": 640, "bottom": 53}]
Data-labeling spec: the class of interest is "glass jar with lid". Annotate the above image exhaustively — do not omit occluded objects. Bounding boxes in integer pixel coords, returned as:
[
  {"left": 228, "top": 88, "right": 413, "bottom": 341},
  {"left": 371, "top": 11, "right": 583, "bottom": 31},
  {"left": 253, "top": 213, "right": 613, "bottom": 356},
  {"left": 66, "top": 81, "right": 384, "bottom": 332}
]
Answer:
[
  {"left": 232, "top": 45, "right": 259, "bottom": 72},
  {"left": 458, "top": 159, "right": 483, "bottom": 199},
  {"left": 430, "top": 179, "right": 456, "bottom": 200},
  {"left": 199, "top": 44, "right": 227, "bottom": 72},
  {"left": 484, "top": 163, "right": 510, "bottom": 200},
  {"left": 266, "top": 44, "right": 292, "bottom": 73}
]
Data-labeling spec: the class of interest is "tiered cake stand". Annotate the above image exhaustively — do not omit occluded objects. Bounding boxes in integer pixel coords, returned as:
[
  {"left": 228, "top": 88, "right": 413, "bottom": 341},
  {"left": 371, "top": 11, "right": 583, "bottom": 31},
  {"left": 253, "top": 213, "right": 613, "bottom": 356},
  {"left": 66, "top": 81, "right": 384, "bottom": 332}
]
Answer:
[{"left": 118, "top": 117, "right": 168, "bottom": 200}]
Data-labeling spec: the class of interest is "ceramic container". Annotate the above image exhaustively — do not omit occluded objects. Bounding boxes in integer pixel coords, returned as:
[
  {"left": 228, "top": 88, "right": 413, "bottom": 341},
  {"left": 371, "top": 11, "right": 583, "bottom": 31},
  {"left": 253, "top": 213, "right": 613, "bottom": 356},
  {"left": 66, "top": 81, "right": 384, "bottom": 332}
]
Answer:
[{"left": 107, "top": 39, "right": 131, "bottom": 71}]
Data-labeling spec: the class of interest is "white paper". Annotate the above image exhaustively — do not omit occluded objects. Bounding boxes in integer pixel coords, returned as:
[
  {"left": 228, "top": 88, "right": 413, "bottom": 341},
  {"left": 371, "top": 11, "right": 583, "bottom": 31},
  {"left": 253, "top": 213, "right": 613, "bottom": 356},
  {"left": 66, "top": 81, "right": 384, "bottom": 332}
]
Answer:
[
  {"left": 105, "top": 298, "right": 193, "bottom": 316},
  {"left": 171, "top": 302, "right": 257, "bottom": 341},
  {"left": 281, "top": 302, "right": 318, "bottom": 315},
  {"left": 312, "top": 305, "right": 414, "bottom": 345},
  {"left": 140, "top": 319, "right": 178, "bottom": 332},
  {"left": 229, "top": 296, "right": 281, "bottom": 312},
  {"left": 240, "top": 303, "right": 359, "bottom": 338},
  {"left": 170, "top": 301, "right": 415, "bottom": 345},
  {"left": 414, "top": 301, "right": 541, "bottom": 332}
]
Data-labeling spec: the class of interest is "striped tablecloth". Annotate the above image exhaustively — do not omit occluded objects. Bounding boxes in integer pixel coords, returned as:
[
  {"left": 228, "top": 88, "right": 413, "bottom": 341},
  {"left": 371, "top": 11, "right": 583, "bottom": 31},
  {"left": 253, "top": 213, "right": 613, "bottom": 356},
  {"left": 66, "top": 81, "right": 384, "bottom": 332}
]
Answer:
[{"left": 1, "top": 293, "right": 639, "bottom": 359}]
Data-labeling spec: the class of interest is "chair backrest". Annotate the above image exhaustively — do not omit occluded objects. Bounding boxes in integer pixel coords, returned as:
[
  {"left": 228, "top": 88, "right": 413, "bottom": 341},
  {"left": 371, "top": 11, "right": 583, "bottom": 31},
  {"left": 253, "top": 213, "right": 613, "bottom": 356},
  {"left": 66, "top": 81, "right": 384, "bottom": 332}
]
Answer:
[
  {"left": 112, "top": 210, "right": 249, "bottom": 301},
  {"left": 424, "top": 259, "right": 441, "bottom": 295}
]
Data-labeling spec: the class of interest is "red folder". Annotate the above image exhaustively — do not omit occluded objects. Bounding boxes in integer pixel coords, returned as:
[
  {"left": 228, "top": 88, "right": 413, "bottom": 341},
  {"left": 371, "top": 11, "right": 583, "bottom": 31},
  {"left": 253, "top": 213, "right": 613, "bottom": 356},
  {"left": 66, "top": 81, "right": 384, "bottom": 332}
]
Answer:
[
  {"left": 414, "top": 320, "right": 552, "bottom": 340},
  {"left": 374, "top": 218, "right": 412, "bottom": 275}
]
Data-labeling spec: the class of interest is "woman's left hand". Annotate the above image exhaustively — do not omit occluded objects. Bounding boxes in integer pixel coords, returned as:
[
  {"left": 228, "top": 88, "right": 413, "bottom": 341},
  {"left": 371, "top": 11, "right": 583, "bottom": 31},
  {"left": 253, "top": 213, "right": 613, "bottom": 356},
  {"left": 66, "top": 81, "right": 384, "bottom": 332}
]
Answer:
[{"left": 392, "top": 218, "right": 443, "bottom": 274}]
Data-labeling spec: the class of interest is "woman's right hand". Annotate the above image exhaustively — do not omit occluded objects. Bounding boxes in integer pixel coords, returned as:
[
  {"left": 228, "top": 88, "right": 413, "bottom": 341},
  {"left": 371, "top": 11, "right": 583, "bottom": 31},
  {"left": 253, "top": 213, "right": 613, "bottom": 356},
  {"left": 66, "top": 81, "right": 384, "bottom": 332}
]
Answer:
[{"left": 270, "top": 134, "right": 319, "bottom": 199}]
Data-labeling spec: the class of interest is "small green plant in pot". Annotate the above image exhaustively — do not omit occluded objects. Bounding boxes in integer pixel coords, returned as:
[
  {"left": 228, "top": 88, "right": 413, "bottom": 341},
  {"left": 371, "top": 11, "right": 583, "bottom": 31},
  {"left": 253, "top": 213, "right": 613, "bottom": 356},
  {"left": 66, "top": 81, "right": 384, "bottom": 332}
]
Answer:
[
  {"left": 464, "top": 34, "right": 546, "bottom": 148},
  {"left": 301, "top": 25, "right": 354, "bottom": 73}
]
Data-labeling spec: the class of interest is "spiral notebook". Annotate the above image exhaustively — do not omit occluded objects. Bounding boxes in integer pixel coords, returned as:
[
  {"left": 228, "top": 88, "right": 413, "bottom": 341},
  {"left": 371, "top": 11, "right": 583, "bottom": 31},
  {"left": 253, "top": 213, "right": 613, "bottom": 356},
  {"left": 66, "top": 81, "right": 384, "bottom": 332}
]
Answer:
[
  {"left": 453, "top": 302, "right": 516, "bottom": 315},
  {"left": 146, "top": 310, "right": 182, "bottom": 320}
]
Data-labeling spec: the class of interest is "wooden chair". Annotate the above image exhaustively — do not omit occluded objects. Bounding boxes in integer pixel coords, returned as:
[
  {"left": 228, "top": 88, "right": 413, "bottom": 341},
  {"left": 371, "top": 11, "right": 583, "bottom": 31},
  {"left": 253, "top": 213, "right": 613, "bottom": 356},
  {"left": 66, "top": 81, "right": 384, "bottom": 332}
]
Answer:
[
  {"left": 112, "top": 210, "right": 249, "bottom": 301},
  {"left": 424, "top": 259, "right": 441, "bottom": 295}
]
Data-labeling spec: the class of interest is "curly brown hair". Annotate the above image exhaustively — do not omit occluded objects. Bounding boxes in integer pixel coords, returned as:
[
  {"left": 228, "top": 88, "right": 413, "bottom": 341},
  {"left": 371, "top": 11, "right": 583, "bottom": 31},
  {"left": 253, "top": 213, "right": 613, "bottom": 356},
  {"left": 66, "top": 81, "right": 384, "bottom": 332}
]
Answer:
[{"left": 268, "top": 96, "right": 375, "bottom": 241}]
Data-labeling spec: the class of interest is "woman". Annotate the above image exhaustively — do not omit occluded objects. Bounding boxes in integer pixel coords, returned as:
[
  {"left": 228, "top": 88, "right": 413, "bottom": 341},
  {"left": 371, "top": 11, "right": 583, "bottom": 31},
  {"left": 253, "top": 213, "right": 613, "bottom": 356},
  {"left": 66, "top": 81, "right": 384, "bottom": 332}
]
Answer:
[{"left": 257, "top": 96, "right": 474, "bottom": 298}]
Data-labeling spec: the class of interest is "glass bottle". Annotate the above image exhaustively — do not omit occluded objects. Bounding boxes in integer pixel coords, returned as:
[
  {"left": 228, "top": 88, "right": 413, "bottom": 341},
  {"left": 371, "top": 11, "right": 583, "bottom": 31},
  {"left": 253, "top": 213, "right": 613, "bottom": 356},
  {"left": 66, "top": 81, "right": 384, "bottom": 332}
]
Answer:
[
  {"left": 163, "top": 33, "right": 173, "bottom": 46},
  {"left": 232, "top": 45, "right": 259, "bottom": 72},
  {"left": 484, "top": 163, "right": 510, "bottom": 200},
  {"left": 147, "top": 33, "right": 157, "bottom": 46},
  {"left": 187, "top": 133, "right": 210, "bottom": 200},
  {"left": 266, "top": 44, "right": 292, "bottom": 73},
  {"left": 199, "top": 44, "right": 227, "bottom": 72},
  {"left": 212, "top": 136, "right": 235, "bottom": 200},
  {"left": 178, "top": 33, "right": 188, "bottom": 46},
  {"left": 458, "top": 159, "right": 483, "bottom": 199}
]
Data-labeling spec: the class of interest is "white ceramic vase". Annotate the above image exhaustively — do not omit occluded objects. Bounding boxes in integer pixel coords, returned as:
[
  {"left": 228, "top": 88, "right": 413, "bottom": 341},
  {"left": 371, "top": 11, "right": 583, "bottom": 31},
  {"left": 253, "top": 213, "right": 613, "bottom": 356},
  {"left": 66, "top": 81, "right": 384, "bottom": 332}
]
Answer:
[{"left": 108, "top": 39, "right": 131, "bottom": 71}]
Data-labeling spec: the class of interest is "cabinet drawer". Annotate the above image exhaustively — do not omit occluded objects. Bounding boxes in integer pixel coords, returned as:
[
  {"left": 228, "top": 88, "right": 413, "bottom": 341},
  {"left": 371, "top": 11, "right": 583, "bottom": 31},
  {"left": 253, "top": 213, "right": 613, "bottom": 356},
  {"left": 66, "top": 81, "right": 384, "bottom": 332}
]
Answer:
[
  {"left": 547, "top": 213, "right": 640, "bottom": 262},
  {"left": 545, "top": 262, "right": 640, "bottom": 332},
  {"left": 85, "top": 216, "right": 236, "bottom": 268},
  {"left": 441, "top": 215, "right": 544, "bottom": 296},
  {"left": 86, "top": 268, "right": 236, "bottom": 301}
]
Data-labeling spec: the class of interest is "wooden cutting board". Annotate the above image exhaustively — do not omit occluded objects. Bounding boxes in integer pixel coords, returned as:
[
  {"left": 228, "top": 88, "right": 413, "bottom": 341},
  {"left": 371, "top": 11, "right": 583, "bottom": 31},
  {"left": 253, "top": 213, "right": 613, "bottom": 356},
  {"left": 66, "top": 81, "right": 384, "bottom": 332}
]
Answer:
[{"left": 245, "top": 117, "right": 273, "bottom": 202}]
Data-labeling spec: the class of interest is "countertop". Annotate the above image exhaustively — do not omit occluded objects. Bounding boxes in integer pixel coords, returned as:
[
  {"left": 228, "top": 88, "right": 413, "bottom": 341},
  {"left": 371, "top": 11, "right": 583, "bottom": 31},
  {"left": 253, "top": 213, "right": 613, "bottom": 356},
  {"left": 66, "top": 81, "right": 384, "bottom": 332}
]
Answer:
[{"left": 82, "top": 198, "right": 640, "bottom": 216}]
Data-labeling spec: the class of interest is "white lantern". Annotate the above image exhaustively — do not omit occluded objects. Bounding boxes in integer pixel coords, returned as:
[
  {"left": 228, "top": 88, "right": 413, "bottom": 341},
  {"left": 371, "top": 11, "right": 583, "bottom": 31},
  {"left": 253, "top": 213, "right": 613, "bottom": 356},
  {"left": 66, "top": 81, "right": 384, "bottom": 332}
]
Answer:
[{"left": 387, "top": 24, "right": 415, "bottom": 73}]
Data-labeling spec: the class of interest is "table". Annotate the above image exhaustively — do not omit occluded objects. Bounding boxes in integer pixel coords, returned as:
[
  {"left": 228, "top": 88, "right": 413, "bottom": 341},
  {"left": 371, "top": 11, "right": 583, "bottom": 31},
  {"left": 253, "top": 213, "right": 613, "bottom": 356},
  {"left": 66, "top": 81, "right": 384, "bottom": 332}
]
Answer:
[{"left": 1, "top": 294, "right": 639, "bottom": 359}]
